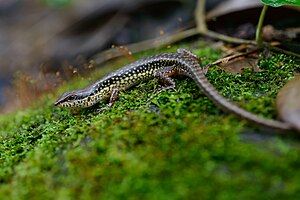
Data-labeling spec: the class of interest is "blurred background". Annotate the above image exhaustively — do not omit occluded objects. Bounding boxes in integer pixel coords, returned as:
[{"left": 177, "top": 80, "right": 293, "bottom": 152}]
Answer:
[
  {"left": 0, "top": 0, "right": 200, "bottom": 112},
  {"left": 0, "top": 0, "right": 298, "bottom": 113}
]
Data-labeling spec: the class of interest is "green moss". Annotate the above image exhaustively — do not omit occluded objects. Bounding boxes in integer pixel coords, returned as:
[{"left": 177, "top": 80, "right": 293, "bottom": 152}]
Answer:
[{"left": 0, "top": 41, "right": 300, "bottom": 199}]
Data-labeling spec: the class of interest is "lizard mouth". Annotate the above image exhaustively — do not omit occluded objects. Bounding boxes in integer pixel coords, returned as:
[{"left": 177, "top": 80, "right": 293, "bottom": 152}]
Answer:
[{"left": 54, "top": 97, "right": 66, "bottom": 106}]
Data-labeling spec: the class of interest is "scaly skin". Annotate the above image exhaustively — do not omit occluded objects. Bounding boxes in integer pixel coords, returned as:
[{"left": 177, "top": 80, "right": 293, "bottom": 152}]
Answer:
[{"left": 55, "top": 48, "right": 293, "bottom": 131}]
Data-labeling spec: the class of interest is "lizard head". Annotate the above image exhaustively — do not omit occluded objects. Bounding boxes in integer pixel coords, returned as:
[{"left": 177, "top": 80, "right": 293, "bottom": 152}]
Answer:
[{"left": 54, "top": 90, "right": 95, "bottom": 108}]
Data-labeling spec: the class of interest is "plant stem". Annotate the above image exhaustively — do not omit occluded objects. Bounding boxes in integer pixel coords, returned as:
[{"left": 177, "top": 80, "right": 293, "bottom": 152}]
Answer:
[{"left": 256, "top": 4, "right": 268, "bottom": 48}]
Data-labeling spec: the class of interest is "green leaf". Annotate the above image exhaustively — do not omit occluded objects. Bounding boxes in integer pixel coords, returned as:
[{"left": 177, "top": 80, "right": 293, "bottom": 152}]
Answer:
[{"left": 261, "top": 0, "right": 300, "bottom": 7}]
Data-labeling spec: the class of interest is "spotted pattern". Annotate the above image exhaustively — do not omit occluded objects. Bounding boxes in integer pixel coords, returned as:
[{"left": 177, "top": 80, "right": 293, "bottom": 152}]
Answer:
[
  {"left": 55, "top": 48, "right": 293, "bottom": 131},
  {"left": 55, "top": 49, "right": 200, "bottom": 108}
]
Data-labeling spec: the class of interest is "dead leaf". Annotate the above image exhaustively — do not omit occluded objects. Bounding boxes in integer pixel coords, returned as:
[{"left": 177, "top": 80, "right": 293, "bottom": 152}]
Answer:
[
  {"left": 220, "top": 57, "right": 262, "bottom": 74},
  {"left": 276, "top": 76, "right": 300, "bottom": 131}
]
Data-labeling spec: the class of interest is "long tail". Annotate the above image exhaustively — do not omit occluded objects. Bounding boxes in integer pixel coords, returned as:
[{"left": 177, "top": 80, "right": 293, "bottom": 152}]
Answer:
[{"left": 191, "top": 66, "right": 293, "bottom": 131}]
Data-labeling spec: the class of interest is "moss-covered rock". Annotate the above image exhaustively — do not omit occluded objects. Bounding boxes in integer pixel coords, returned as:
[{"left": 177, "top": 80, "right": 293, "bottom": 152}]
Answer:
[{"left": 1, "top": 42, "right": 300, "bottom": 199}]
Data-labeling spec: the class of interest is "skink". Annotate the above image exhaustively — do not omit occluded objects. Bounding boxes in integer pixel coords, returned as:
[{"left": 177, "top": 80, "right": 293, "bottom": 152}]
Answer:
[{"left": 55, "top": 48, "right": 293, "bottom": 131}]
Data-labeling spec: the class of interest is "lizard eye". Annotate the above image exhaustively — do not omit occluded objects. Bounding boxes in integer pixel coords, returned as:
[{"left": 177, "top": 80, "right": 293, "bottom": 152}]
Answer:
[{"left": 66, "top": 95, "right": 76, "bottom": 101}]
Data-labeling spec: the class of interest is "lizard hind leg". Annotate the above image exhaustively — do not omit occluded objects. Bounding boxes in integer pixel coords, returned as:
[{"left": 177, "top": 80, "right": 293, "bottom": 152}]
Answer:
[
  {"left": 147, "top": 66, "right": 177, "bottom": 102},
  {"left": 177, "top": 48, "right": 201, "bottom": 62},
  {"left": 177, "top": 48, "right": 210, "bottom": 74},
  {"left": 154, "top": 66, "right": 177, "bottom": 91}
]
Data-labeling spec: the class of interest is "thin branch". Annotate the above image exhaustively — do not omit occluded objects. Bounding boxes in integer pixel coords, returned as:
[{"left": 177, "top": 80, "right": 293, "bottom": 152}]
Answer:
[
  {"left": 195, "top": 0, "right": 207, "bottom": 32},
  {"left": 91, "top": 29, "right": 299, "bottom": 66},
  {"left": 92, "top": 29, "right": 198, "bottom": 65},
  {"left": 205, "top": 30, "right": 256, "bottom": 45},
  {"left": 263, "top": 42, "right": 300, "bottom": 58}
]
